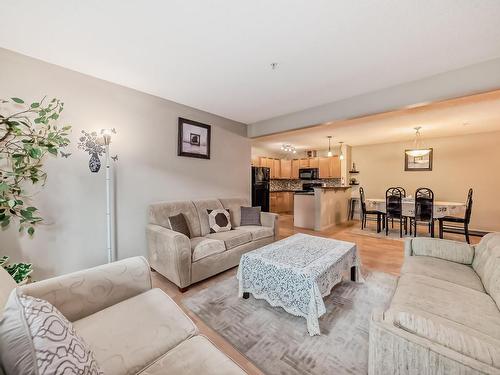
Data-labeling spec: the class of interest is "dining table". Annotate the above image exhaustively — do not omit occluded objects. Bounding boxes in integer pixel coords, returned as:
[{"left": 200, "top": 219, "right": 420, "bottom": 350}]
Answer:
[{"left": 365, "top": 198, "right": 466, "bottom": 218}]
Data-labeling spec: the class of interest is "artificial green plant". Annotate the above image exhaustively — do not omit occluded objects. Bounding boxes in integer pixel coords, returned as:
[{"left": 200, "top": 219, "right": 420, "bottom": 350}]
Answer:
[{"left": 0, "top": 97, "right": 71, "bottom": 235}]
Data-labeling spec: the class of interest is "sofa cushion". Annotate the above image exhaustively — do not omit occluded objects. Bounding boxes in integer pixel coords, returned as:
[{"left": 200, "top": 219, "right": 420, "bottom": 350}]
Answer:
[
  {"left": 0, "top": 290, "right": 102, "bottom": 375},
  {"left": 190, "top": 237, "right": 226, "bottom": 262},
  {"left": 139, "top": 336, "right": 246, "bottom": 375},
  {"left": 401, "top": 256, "right": 484, "bottom": 292},
  {"left": 207, "top": 209, "right": 232, "bottom": 233},
  {"left": 234, "top": 225, "right": 273, "bottom": 241},
  {"left": 240, "top": 206, "right": 262, "bottom": 226},
  {"left": 219, "top": 198, "right": 249, "bottom": 228},
  {"left": 193, "top": 199, "right": 224, "bottom": 236},
  {"left": 149, "top": 200, "right": 202, "bottom": 237},
  {"left": 73, "top": 288, "right": 197, "bottom": 375},
  {"left": 472, "top": 232, "right": 500, "bottom": 309},
  {"left": 168, "top": 213, "right": 191, "bottom": 238},
  {"left": 206, "top": 229, "right": 252, "bottom": 250}
]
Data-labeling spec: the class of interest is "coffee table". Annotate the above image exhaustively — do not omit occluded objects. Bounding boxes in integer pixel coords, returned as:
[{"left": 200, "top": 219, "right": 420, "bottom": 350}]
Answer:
[{"left": 237, "top": 233, "right": 362, "bottom": 336}]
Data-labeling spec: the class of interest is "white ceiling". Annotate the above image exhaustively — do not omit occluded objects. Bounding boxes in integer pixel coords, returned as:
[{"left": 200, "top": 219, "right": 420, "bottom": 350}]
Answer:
[
  {"left": 1, "top": 1, "right": 500, "bottom": 124},
  {"left": 252, "top": 90, "right": 500, "bottom": 152}
]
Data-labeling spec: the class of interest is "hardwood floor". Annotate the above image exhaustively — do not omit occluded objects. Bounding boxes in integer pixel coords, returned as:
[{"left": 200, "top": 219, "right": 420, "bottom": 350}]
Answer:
[{"left": 152, "top": 215, "right": 479, "bottom": 374}]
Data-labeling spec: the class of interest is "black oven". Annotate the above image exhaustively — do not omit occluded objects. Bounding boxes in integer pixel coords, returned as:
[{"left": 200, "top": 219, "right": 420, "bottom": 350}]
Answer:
[{"left": 299, "top": 168, "right": 319, "bottom": 180}]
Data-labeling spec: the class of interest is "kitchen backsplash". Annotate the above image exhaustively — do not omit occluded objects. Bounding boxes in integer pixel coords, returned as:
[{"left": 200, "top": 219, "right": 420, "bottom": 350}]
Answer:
[{"left": 270, "top": 178, "right": 341, "bottom": 191}]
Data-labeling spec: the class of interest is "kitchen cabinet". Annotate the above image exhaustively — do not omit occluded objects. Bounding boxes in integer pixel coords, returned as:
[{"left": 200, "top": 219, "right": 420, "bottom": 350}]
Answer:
[
  {"left": 299, "top": 158, "right": 309, "bottom": 168},
  {"left": 319, "top": 156, "right": 341, "bottom": 178},
  {"left": 291, "top": 159, "right": 300, "bottom": 179},
  {"left": 270, "top": 191, "right": 294, "bottom": 213},
  {"left": 273, "top": 158, "right": 281, "bottom": 179},
  {"left": 309, "top": 157, "right": 319, "bottom": 168},
  {"left": 280, "top": 159, "right": 292, "bottom": 179},
  {"left": 257, "top": 156, "right": 336, "bottom": 179}
]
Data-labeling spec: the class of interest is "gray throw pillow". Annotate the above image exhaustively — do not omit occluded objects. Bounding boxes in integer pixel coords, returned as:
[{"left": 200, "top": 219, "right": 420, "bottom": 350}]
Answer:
[
  {"left": 240, "top": 206, "right": 261, "bottom": 226},
  {"left": 168, "top": 213, "right": 191, "bottom": 238}
]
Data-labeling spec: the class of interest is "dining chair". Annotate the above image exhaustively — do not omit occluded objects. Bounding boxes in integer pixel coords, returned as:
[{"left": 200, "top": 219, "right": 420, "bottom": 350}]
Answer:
[
  {"left": 391, "top": 186, "right": 407, "bottom": 229},
  {"left": 395, "top": 187, "right": 406, "bottom": 197},
  {"left": 385, "top": 187, "right": 404, "bottom": 237},
  {"left": 410, "top": 188, "right": 435, "bottom": 237},
  {"left": 359, "top": 187, "right": 385, "bottom": 233},
  {"left": 438, "top": 188, "right": 473, "bottom": 243}
]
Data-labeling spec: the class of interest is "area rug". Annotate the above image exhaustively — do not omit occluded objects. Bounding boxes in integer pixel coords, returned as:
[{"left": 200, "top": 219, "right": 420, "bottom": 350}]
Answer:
[
  {"left": 183, "top": 271, "right": 397, "bottom": 375},
  {"left": 348, "top": 221, "right": 434, "bottom": 241}
]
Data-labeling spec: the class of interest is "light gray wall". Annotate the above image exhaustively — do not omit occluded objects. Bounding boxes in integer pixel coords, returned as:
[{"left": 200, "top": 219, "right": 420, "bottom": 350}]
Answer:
[
  {"left": 0, "top": 48, "right": 250, "bottom": 279},
  {"left": 248, "top": 57, "right": 500, "bottom": 137}
]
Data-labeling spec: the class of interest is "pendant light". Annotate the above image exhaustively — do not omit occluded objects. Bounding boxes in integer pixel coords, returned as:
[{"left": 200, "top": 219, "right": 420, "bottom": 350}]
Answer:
[
  {"left": 327, "top": 136, "right": 333, "bottom": 157},
  {"left": 406, "top": 126, "right": 430, "bottom": 157},
  {"left": 338, "top": 141, "right": 345, "bottom": 160}
]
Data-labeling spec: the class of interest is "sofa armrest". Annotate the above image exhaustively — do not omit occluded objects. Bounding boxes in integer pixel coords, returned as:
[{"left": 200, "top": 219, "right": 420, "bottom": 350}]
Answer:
[
  {"left": 369, "top": 309, "right": 498, "bottom": 375},
  {"left": 404, "top": 237, "right": 474, "bottom": 265},
  {"left": 261, "top": 212, "right": 279, "bottom": 239},
  {"left": 146, "top": 224, "right": 192, "bottom": 288},
  {"left": 20, "top": 256, "right": 152, "bottom": 322}
]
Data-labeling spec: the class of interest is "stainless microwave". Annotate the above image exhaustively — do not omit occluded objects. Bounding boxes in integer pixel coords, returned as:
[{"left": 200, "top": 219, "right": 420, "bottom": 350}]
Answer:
[{"left": 299, "top": 168, "right": 319, "bottom": 180}]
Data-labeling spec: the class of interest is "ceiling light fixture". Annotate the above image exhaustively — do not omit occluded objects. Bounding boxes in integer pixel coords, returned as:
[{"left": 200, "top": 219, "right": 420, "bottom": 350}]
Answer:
[
  {"left": 406, "top": 126, "right": 430, "bottom": 157},
  {"left": 270, "top": 62, "right": 279, "bottom": 70},
  {"left": 327, "top": 136, "right": 333, "bottom": 157},
  {"left": 338, "top": 141, "right": 345, "bottom": 160},
  {"left": 280, "top": 144, "right": 296, "bottom": 154}
]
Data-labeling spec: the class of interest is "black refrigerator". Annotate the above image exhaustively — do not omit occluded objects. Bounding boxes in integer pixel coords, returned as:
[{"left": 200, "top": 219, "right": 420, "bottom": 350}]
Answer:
[{"left": 251, "top": 166, "right": 270, "bottom": 212}]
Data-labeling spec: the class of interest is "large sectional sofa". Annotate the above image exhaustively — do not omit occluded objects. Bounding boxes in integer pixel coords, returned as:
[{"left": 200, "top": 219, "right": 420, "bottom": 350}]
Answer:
[
  {"left": 0, "top": 256, "right": 247, "bottom": 375},
  {"left": 147, "top": 197, "right": 279, "bottom": 290},
  {"left": 370, "top": 233, "right": 500, "bottom": 375}
]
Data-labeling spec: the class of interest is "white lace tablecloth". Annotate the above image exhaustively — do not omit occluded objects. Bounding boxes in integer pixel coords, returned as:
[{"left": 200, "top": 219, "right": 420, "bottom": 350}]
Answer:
[
  {"left": 237, "top": 233, "right": 362, "bottom": 336},
  {"left": 365, "top": 198, "right": 465, "bottom": 218}
]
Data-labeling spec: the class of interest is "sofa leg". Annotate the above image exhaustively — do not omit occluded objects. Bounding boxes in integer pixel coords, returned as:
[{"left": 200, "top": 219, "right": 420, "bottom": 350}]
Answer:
[{"left": 178, "top": 286, "right": 189, "bottom": 293}]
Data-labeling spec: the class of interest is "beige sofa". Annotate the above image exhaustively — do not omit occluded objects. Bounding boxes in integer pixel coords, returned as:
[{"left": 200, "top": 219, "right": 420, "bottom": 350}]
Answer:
[
  {"left": 147, "top": 197, "right": 279, "bottom": 291},
  {"left": 369, "top": 233, "right": 500, "bottom": 375},
  {"left": 0, "top": 257, "right": 247, "bottom": 375}
]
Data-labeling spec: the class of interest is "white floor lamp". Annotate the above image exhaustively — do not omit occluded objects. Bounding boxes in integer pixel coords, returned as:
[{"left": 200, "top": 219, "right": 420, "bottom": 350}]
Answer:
[{"left": 101, "top": 129, "right": 116, "bottom": 263}]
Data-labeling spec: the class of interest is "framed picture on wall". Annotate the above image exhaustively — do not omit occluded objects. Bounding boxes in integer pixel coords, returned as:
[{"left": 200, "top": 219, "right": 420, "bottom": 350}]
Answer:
[
  {"left": 178, "top": 117, "right": 211, "bottom": 159},
  {"left": 404, "top": 148, "right": 433, "bottom": 171}
]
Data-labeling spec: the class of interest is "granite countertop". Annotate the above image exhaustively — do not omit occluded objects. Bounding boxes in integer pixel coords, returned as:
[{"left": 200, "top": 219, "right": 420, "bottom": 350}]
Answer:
[
  {"left": 270, "top": 189, "right": 301, "bottom": 193},
  {"left": 314, "top": 186, "right": 351, "bottom": 190}
]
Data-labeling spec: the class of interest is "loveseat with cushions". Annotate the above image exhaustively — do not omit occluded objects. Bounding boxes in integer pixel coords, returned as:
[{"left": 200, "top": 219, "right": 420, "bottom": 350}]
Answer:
[
  {"left": 369, "top": 233, "right": 500, "bottom": 375},
  {"left": 147, "top": 197, "right": 279, "bottom": 291},
  {"left": 0, "top": 256, "right": 247, "bottom": 375}
]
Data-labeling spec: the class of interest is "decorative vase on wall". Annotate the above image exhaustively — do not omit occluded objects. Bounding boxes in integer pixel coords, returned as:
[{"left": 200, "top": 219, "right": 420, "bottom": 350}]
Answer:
[{"left": 89, "top": 152, "right": 101, "bottom": 173}]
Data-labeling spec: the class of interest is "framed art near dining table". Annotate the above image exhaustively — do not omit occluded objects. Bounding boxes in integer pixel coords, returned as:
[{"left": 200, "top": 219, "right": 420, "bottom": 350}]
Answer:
[{"left": 405, "top": 148, "right": 433, "bottom": 171}]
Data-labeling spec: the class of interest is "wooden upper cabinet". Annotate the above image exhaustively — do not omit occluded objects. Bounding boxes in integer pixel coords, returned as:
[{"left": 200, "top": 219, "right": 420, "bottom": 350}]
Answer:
[
  {"left": 299, "top": 158, "right": 309, "bottom": 168},
  {"left": 272, "top": 159, "right": 281, "bottom": 178},
  {"left": 280, "top": 159, "right": 292, "bottom": 179},
  {"left": 309, "top": 157, "right": 319, "bottom": 168},
  {"left": 319, "top": 157, "right": 330, "bottom": 178},
  {"left": 291, "top": 159, "right": 300, "bottom": 179},
  {"left": 330, "top": 156, "right": 341, "bottom": 178}
]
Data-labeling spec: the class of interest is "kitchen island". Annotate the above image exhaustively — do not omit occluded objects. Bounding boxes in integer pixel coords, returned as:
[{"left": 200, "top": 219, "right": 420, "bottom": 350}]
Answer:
[{"left": 294, "top": 186, "right": 351, "bottom": 231}]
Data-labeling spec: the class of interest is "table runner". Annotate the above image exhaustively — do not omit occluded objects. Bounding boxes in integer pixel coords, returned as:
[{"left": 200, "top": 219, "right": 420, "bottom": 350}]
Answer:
[{"left": 237, "top": 233, "right": 362, "bottom": 335}]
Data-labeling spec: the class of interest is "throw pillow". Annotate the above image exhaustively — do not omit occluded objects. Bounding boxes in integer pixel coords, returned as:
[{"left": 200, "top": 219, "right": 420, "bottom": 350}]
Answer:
[
  {"left": 168, "top": 213, "right": 191, "bottom": 238},
  {"left": 207, "top": 209, "right": 231, "bottom": 233},
  {"left": 0, "top": 290, "right": 103, "bottom": 375},
  {"left": 240, "top": 206, "right": 262, "bottom": 226}
]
